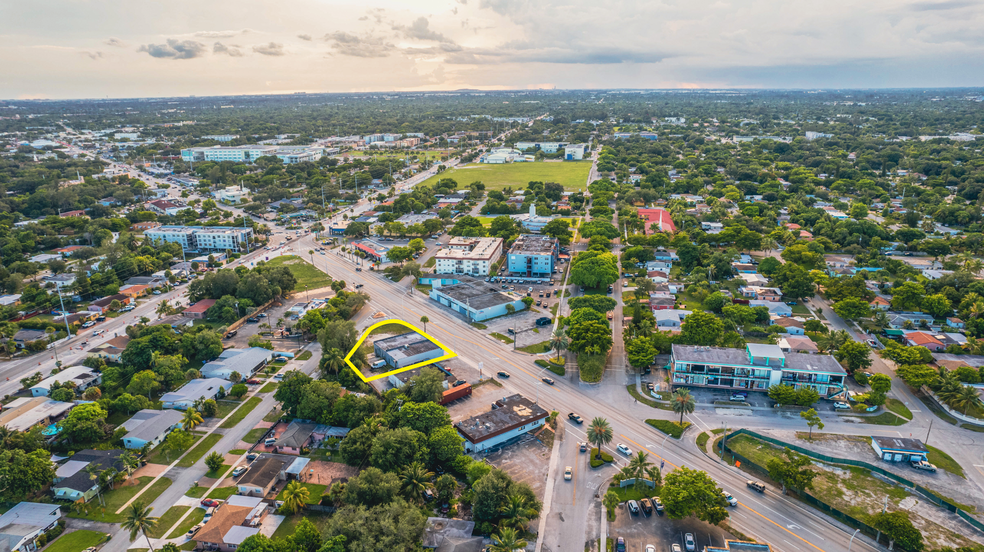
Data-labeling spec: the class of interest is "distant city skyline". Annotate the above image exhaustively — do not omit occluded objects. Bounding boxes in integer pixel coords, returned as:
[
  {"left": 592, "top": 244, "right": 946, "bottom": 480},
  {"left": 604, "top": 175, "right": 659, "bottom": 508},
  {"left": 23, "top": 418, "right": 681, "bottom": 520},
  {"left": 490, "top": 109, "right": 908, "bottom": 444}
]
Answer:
[{"left": 4, "top": 0, "right": 984, "bottom": 99}]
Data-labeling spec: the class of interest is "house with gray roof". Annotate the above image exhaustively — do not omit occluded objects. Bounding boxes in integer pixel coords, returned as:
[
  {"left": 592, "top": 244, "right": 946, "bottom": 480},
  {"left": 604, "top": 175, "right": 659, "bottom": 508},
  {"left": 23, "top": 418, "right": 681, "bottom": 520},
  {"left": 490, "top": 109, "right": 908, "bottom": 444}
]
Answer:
[
  {"left": 161, "top": 378, "right": 232, "bottom": 410},
  {"left": 0, "top": 502, "right": 62, "bottom": 552},
  {"left": 749, "top": 300, "right": 792, "bottom": 317},
  {"left": 120, "top": 409, "right": 184, "bottom": 450},
  {"left": 201, "top": 348, "right": 271, "bottom": 380}
]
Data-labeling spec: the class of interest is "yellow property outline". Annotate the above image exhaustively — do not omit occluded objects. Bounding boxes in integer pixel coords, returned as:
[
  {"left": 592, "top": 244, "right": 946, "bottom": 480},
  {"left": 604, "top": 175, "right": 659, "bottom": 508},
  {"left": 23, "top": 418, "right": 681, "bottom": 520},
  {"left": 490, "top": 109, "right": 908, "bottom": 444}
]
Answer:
[{"left": 344, "top": 320, "right": 458, "bottom": 383}]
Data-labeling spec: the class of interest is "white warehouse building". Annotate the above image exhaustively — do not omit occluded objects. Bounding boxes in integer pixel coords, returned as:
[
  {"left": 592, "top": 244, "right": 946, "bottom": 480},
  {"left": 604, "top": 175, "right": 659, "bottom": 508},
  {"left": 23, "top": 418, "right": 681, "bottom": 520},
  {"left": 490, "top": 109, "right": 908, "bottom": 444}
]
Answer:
[{"left": 455, "top": 394, "right": 548, "bottom": 452}]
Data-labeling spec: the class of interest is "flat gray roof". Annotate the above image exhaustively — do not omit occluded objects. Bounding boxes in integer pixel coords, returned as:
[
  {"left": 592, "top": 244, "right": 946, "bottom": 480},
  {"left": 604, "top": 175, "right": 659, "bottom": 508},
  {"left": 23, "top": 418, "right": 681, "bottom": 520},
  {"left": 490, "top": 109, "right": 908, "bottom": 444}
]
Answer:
[
  {"left": 784, "top": 352, "right": 846, "bottom": 374},
  {"left": 672, "top": 345, "right": 749, "bottom": 365},
  {"left": 747, "top": 343, "right": 784, "bottom": 359},
  {"left": 873, "top": 436, "right": 927, "bottom": 452},
  {"left": 672, "top": 344, "right": 846, "bottom": 375},
  {"left": 455, "top": 394, "right": 548, "bottom": 443},
  {"left": 435, "top": 282, "right": 516, "bottom": 310},
  {"left": 508, "top": 234, "right": 557, "bottom": 255}
]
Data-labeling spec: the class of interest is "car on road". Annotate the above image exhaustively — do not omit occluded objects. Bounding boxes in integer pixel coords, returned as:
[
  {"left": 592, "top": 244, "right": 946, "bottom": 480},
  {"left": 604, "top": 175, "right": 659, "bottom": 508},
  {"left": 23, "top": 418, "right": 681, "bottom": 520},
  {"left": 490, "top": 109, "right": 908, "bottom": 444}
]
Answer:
[
  {"left": 232, "top": 467, "right": 247, "bottom": 477},
  {"left": 579, "top": 442, "right": 587, "bottom": 452},
  {"left": 616, "top": 443, "right": 631, "bottom": 456},
  {"left": 867, "top": 338, "right": 878, "bottom": 347},
  {"left": 722, "top": 491, "right": 737, "bottom": 506},
  {"left": 685, "top": 533, "right": 696, "bottom": 552},
  {"left": 606, "top": 311, "right": 614, "bottom": 320},
  {"left": 568, "top": 413, "right": 583, "bottom": 424},
  {"left": 497, "top": 371, "right": 510, "bottom": 378},
  {"left": 627, "top": 500, "right": 640, "bottom": 515},
  {"left": 747, "top": 480, "right": 766, "bottom": 493},
  {"left": 615, "top": 537, "right": 626, "bottom": 552},
  {"left": 564, "top": 466, "right": 573, "bottom": 480},
  {"left": 541, "top": 377, "right": 555, "bottom": 385},
  {"left": 834, "top": 401, "right": 851, "bottom": 410},
  {"left": 201, "top": 499, "right": 220, "bottom": 507},
  {"left": 729, "top": 392, "right": 748, "bottom": 402},
  {"left": 652, "top": 496, "right": 664, "bottom": 514}
]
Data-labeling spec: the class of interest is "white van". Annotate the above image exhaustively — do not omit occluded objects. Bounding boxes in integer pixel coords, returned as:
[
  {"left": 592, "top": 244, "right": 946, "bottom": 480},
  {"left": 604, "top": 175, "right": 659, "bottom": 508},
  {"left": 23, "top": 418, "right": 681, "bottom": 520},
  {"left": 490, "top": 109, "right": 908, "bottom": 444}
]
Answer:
[
  {"left": 371, "top": 359, "right": 387, "bottom": 369},
  {"left": 264, "top": 437, "right": 276, "bottom": 446}
]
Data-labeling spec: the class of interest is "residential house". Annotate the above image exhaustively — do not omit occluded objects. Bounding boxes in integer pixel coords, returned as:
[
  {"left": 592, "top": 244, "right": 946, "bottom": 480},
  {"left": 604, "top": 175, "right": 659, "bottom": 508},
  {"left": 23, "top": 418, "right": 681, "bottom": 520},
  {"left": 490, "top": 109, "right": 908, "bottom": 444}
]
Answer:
[
  {"left": 124, "top": 276, "right": 166, "bottom": 289},
  {"left": 161, "top": 378, "right": 232, "bottom": 410},
  {"left": 647, "top": 270, "right": 669, "bottom": 284},
  {"left": 771, "top": 317, "right": 805, "bottom": 335},
  {"left": 201, "top": 348, "right": 272, "bottom": 380},
  {"left": 654, "top": 310, "right": 691, "bottom": 329},
  {"left": 31, "top": 366, "right": 101, "bottom": 397},
  {"left": 11, "top": 329, "right": 47, "bottom": 349},
  {"left": 86, "top": 335, "right": 130, "bottom": 363},
  {"left": 0, "top": 397, "right": 74, "bottom": 432},
  {"left": 749, "top": 300, "right": 792, "bottom": 317},
  {"left": 422, "top": 518, "right": 483, "bottom": 552},
  {"left": 193, "top": 496, "right": 269, "bottom": 552},
  {"left": 947, "top": 317, "right": 965, "bottom": 329},
  {"left": 0, "top": 502, "right": 63, "bottom": 552},
  {"left": 87, "top": 294, "right": 131, "bottom": 314},
  {"left": 120, "top": 409, "right": 184, "bottom": 450},
  {"left": 739, "top": 273, "right": 769, "bottom": 286},
  {"left": 778, "top": 336, "right": 819, "bottom": 354},
  {"left": 869, "top": 296, "right": 891, "bottom": 311},
  {"left": 649, "top": 295, "right": 676, "bottom": 311},
  {"left": 182, "top": 299, "right": 216, "bottom": 320},
  {"left": 731, "top": 263, "right": 757, "bottom": 274},
  {"left": 739, "top": 286, "right": 782, "bottom": 301},
  {"left": 41, "top": 274, "right": 76, "bottom": 289},
  {"left": 887, "top": 312, "right": 936, "bottom": 330},
  {"left": 52, "top": 450, "right": 129, "bottom": 503},
  {"left": 119, "top": 285, "right": 149, "bottom": 299},
  {"left": 271, "top": 421, "right": 319, "bottom": 454},
  {"left": 236, "top": 456, "right": 288, "bottom": 497},
  {"left": 146, "top": 200, "right": 185, "bottom": 216},
  {"left": 904, "top": 332, "right": 944, "bottom": 351},
  {"left": 644, "top": 261, "right": 673, "bottom": 272}
]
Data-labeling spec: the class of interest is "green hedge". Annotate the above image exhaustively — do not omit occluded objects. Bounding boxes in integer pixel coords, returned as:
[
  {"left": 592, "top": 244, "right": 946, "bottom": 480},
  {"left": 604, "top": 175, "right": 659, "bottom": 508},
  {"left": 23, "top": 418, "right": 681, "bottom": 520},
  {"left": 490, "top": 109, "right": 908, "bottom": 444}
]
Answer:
[
  {"left": 645, "top": 419, "right": 691, "bottom": 439},
  {"left": 589, "top": 447, "right": 614, "bottom": 468},
  {"left": 578, "top": 352, "right": 607, "bottom": 383}
]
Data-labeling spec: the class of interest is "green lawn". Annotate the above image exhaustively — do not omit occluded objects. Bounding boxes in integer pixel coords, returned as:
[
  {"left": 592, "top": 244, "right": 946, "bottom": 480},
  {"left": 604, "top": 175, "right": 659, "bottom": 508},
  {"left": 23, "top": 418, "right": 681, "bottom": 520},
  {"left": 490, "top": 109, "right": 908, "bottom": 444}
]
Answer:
[
  {"left": 229, "top": 449, "right": 247, "bottom": 455},
  {"left": 608, "top": 484, "right": 659, "bottom": 503},
  {"left": 489, "top": 332, "right": 514, "bottom": 344},
  {"left": 271, "top": 512, "right": 332, "bottom": 540},
  {"left": 517, "top": 341, "right": 551, "bottom": 354},
  {"left": 45, "top": 530, "right": 106, "bottom": 552},
  {"left": 185, "top": 483, "right": 240, "bottom": 500},
  {"left": 148, "top": 506, "right": 190, "bottom": 538},
  {"left": 261, "top": 255, "right": 333, "bottom": 289},
  {"left": 417, "top": 161, "right": 593, "bottom": 191},
  {"left": 859, "top": 412, "right": 909, "bottom": 426},
  {"left": 296, "top": 351, "right": 313, "bottom": 361},
  {"left": 259, "top": 382, "right": 279, "bottom": 393},
  {"left": 178, "top": 433, "right": 224, "bottom": 467},
  {"left": 275, "top": 483, "right": 328, "bottom": 504},
  {"left": 886, "top": 398, "right": 913, "bottom": 420},
  {"left": 167, "top": 507, "right": 206, "bottom": 539},
  {"left": 204, "top": 464, "right": 232, "bottom": 479},
  {"left": 578, "top": 353, "right": 607, "bottom": 383},
  {"left": 215, "top": 399, "right": 241, "bottom": 419},
  {"left": 220, "top": 396, "right": 263, "bottom": 429},
  {"left": 244, "top": 427, "right": 270, "bottom": 443},
  {"left": 926, "top": 445, "right": 965, "bottom": 478},
  {"left": 146, "top": 433, "right": 204, "bottom": 465},
  {"left": 69, "top": 477, "right": 173, "bottom": 523}
]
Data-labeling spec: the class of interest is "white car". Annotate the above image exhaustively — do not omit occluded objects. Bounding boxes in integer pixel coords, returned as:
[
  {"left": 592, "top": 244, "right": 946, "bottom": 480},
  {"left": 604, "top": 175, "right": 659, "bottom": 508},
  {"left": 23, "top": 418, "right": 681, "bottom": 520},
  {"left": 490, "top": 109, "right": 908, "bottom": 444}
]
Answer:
[
  {"left": 722, "top": 491, "right": 737, "bottom": 506},
  {"left": 564, "top": 466, "right": 572, "bottom": 481},
  {"left": 646, "top": 546, "right": 656, "bottom": 552},
  {"left": 616, "top": 443, "right": 631, "bottom": 456},
  {"left": 685, "top": 533, "right": 696, "bottom": 552},
  {"left": 834, "top": 401, "right": 851, "bottom": 410}
]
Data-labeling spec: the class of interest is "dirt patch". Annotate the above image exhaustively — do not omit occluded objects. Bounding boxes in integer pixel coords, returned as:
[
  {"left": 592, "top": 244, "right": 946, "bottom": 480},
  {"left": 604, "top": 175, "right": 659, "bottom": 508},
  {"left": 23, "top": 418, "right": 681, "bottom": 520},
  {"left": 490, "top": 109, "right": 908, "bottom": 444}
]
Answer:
[
  {"left": 131, "top": 463, "right": 167, "bottom": 478},
  {"left": 302, "top": 460, "right": 359, "bottom": 486},
  {"left": 484, "top": 436, "right": 551, "bottom": 501}
]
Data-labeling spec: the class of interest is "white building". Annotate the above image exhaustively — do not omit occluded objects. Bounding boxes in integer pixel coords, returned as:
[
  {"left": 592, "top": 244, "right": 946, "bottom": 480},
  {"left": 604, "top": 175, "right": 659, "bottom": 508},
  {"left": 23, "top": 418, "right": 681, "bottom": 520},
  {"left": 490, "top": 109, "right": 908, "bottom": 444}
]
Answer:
[
  {"left": 215, "top": 186, "right": 249, "bottom": 204},
  {"left": 564, "top": 143, "right": 587, "bottom": 160},
  {"left": 31, "top": 366, "right": 101, "bottom": 397},
  {"left": 434, "top": 237, "right": 504, "bottom": 276},
  {"left": 144, "top": 226, "right": 253, "bottom": 253},
  {"left": 120, "top": 409, "right": 184, "bottom": 450},
  {"left": 180, "top": 145, "right": 324, "bottom": 165},
  {"left": 114, "top": 132, "right": 139, "bottom": 140},
  {"left": 0, "top": 503, "right": 63, "bottom": 552},
  {"left": 454, "top": 394, "right": 548, "bottom": 452},
  {"left": 203, "top": 135, "right": 239, "bottom": 142}
]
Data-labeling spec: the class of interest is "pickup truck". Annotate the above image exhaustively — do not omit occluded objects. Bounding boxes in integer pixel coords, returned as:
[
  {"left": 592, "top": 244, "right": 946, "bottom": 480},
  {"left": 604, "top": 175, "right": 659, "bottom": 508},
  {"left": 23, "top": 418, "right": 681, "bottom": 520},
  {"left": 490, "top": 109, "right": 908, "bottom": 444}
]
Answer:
[
  {"left": 746, "top": 480, "right": 766, "bottom": 493},
  {"left": 911, "top": 460, "right": 938, "bottom": 472},
  {"left": 568, "top": 413, "right": 584, "bottom": 424}
]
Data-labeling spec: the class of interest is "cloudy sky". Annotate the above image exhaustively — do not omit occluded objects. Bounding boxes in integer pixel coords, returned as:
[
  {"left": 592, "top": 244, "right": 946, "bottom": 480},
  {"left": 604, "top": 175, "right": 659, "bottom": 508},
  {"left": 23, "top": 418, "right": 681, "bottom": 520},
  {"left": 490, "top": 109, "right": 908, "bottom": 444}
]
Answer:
[{"left": 2, "top": 0, "right": 984, "bottom": 99}]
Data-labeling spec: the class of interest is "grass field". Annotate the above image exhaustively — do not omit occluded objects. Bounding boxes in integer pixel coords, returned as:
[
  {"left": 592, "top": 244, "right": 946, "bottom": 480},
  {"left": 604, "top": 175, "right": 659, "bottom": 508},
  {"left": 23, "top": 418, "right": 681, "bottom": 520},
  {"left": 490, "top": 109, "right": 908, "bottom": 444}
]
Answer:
[
  {"left": 417, "top": 161, "right": 592, "bottom": 191},
  {"left": 147, "top": 434, "right": 204, "bottom": 465},
  {"left": 517, "top": 340, "right": 551, "bottom": 354},
  {"left": 261, "top": 255, "right": 333, "bottom": 290},
  {"left": 167, "top": 507, "right": 206, "bottom": 539},
  {"left": 185, "top": 484, "right": 240, "bottom": 500},
  {"left": 276, "top": 483, "right": 328, "bottom": 504},
  {"left": 178, "top": 433, "right": 224, "bottom": 467},
  {"left": 244, "top": 427, "right": 270, "bottom": 443},
  {"left": 220, "top": 396, "right": 263, "bottom": 429},
  {"left": 45, "top": 530, "right": 106, "bottom": 552},
  {"left": 68, "top": 477, "right": 173, "bottom": 523},
  {"left": 148, "top": 506, "right": 190, "bottom": 537},
  {"left": 259, "top": 382, "right": 279, "bottom": 393},
  {"left": 271, "top": 512, "right": 332, "bottom": 540}
]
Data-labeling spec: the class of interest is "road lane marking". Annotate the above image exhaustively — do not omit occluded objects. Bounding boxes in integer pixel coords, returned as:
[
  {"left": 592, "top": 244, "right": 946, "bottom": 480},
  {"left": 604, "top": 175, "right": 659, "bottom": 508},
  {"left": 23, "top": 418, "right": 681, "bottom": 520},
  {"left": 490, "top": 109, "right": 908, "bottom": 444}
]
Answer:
[
  {"left": 573, "top": 458, "right": 578, "bottom": 505},
  {"left": 619, "top": 434, "right": 678, "bottom": 470},
  {"left": 738, "top": 501, "right": 823, "bottom": 552}
]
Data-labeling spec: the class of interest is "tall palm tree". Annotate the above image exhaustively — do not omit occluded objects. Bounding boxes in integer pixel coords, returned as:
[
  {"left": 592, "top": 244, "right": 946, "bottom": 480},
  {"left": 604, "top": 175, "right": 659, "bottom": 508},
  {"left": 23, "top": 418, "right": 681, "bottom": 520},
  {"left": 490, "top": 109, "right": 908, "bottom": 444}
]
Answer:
[
  {"left": 322, "top": 348, "right": 345, "bottom": 377},
  {"left": 84, "top": 463, "right": 105, "bottom": 506},
  {"left": 419, "top": 316, "right": 429, "bottom": 333},
  {"left": 182, "top": 408, "right": 204, "bottom": 431},
  {"left": 119, "top": 451, "right": 139, "bottom": 474},
  {"left": 670, "top": 388, "right": 696, "bottom": 426},
  {"left": 603, "top": 490, "right": 620, "bottom": 517},
  {"left": 398, "top": 462, "right": 435, "bottom": 503},
  {"left": 280, "top": 480, "right": 310, "bottom": 514},
  {"left": 498, "top": 494, "right": 534, "bottom": 531},
  {"left": 970, "top": 301, "right": 984, "bottom": 320},
  {"left": 628, "top": 451, "right": 654, "bottom": 490},
  {"left": 951, "top": 386, "right": 983, "bottom": 416},
  {"left": 121, "top": 502, "right": 159, "bottom": 552},
  {"left": 549, "top": 329, "right": 569, "bottom": 362},
  {"left": 586, "top": 417, "right": 613, "bottom": 460},
  {"left": 490, "top": 527, "right": 528, "bottom": 552}
]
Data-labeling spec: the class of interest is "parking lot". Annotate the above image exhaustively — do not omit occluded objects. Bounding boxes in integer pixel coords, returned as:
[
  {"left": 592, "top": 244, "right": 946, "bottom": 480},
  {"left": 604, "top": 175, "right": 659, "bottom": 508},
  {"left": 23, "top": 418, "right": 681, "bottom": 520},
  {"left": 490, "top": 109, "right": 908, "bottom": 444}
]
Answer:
[
  {"left": 609, "top": 498, "right": 732, "bottom": 552},
  {"left": 222, "top": 299, "right": 306, "bottom": 349},
  {"left": 482, "top": 309, "right": 552, "bottom": 348}
]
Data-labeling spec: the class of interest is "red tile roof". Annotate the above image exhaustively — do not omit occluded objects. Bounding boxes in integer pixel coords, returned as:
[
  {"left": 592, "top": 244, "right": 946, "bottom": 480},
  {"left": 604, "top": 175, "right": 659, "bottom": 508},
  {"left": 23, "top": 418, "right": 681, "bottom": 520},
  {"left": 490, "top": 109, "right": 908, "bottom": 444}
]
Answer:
[
  {"left": 637, "top": 208, "right": 677, "bottom": 234},
  {"left": 183, "top": 298, "right": 216, "bottom": 315}
]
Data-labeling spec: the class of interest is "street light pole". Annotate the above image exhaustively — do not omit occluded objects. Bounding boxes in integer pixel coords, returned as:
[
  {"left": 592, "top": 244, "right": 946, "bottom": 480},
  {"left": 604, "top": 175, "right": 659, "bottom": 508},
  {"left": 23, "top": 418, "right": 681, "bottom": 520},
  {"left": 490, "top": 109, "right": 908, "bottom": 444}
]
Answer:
[{"left": 847, "top": 529, "right": 860, "bottom": 552}]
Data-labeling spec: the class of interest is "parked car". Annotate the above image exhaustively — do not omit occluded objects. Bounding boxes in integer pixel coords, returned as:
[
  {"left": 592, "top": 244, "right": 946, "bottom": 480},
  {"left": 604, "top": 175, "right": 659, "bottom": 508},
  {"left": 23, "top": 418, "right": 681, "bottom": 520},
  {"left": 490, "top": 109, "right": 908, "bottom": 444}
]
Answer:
[
  {"left": 627, "top": 500, "right": 640, "bottom": 515},
  {"left": 639, "top": 498, "right": 653, "bottom": 515},
  {"left": 564, "top": 466, "right": 573, "bottom": 481},
  {"left": 246, "top": 317, "right": 259, "bottom": 323},
  {"left": 615, "top": 537, "right": 626, "bottom": 552},
  {"left": 201, "top": 499, "right": 220, "bottom": 507},
  {"left": 911, "top": 460, "right": 938, "bottom": 472},
  {"left": 616, "top": 443, "right": 631, "bottom": 456},
  {"left": 246, "top": 378, "right": 261, "bottom": 384},
  {"left": 730, "top": 392, "right": 748, "bottom": 402},
  {"left": 225, "top": 330, "right": 237, "bottom": 338},
  {"left": 232, "top": 467, "right": 247, "bottom": 477},
  {"left": 536, "top": 317, "right": 551, "bottom": 326},
  {"left": 186, "top": 524, "right": 203, "bottom": 538},
  {"left": 747, "top": 480, "right": 766, "bottom": 493},
  {"left": 568, "top": 413, "right": 583, "bottom": 424},
  {"left": 646, "top": 546, "right": 656, "bottom": 552},
  {"left": 653, "top": 496, "right": 664, "bottom": 514},
  {"left": 834, "top": 401, "right": 851, "bottom": 410},
  {"left": 685, "top": 533, "right": 696, "bottom": 552},
  {"left": 722, "top": 491, "right": 737, "bottom": 506},
  {"left": 672, "top": 545, "right": 682, "bottom": 552}
]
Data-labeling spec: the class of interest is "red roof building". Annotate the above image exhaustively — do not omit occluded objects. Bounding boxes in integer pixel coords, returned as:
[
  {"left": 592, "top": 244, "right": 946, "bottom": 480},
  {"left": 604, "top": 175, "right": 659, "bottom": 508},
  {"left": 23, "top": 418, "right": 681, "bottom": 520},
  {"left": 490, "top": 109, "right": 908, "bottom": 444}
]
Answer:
[
  {"left": 905, "top": 332, "right": 944, "bottom": 351},
  {"left": 182, "top": 299, "right": 216, "bottom": 319},
  {"left": 637, "top": 208, "right": 677, "bottom": 235}
]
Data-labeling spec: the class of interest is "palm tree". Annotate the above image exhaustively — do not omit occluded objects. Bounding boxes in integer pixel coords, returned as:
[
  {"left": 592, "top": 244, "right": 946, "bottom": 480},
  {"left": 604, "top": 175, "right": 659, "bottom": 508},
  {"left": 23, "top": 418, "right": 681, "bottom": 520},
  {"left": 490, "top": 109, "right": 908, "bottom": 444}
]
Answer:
[
  {"left": 628, "top": 451, "right": 654, "bottom": 490},
  {"left": 586, "top": 417, "right": 613, "bottom": 460},
  {"left": 419, "top": 316, "right": 429, "bottom": 333},
  {"left": 970, "top": 301, "right": 984, "bottom": 320},
  {"left": 84, "top": 463, "right": 105, "bottom": 506},
  {"left": 498, "top": 494, "right": 534, "bottom": 530},
  {"left": 873, "top": 311, "right": 890, "bottom": 329},
  {"left": 549, "top": 329, "right": 569, "bottom": 362},
  {"left": 399, "top": 462, "right": 434, "bottom": 503},
  {"left": 951, "top": 386, "right": 983, "bottom": 416},
  {"left": 280, "top": 480, "right": 310, "bottom": 514},
  {"left": 119, "top": 451, "right": 140, "bottom": 474},
  {"left": 182, "top": 408, "right": 204, "bottom": 431},
  {"left": 155, "top": 300, "right": 172, "bottom": 319},
  {"left": 121, "top": 502, "right": 159, "bottom": 552},
  {"left": 603, "top": 490, "right": 620, "bottom": 517},
  {"left": 490, "top": 527, "right": 527, "bottom": 552},
  {"left": 670, "top": 388, "right": 696, "bottom": 426},
  {"left": 322, "top": 348, "right": 345, "bottom": 377}
]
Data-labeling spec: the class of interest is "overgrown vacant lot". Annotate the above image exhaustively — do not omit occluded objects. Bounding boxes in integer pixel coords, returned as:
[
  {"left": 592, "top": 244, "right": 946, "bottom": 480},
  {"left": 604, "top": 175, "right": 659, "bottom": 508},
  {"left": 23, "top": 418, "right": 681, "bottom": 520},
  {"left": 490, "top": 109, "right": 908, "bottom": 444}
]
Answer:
[{"left": 417, "top": 161, "right": 592, "bottom": 191}]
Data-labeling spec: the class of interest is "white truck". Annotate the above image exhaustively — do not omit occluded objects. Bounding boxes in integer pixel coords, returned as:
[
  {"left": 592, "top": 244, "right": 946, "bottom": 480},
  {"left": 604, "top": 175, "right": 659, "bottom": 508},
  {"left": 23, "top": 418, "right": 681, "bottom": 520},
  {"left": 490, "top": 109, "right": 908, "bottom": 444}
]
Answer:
[{"left": 911, "top": 460, "right": 938, "bottom": 473}]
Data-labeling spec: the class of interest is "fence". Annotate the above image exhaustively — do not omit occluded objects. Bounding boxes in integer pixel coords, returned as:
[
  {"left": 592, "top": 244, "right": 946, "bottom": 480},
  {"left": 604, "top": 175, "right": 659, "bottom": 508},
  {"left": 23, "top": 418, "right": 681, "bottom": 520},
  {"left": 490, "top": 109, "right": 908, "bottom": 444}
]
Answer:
[{"left": 718, "top": 429, "right": 984, "bottom": 537}]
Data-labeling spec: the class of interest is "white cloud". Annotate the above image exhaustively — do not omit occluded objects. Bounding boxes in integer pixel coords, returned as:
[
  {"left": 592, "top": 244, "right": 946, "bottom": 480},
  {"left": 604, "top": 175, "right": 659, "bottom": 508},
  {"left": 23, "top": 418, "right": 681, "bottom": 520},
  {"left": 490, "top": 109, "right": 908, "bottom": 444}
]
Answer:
[
  {"left": 213, "top": 42, "right": 244, "bottom": 57},
  {"left": 138, "top": 39, "right": 207, "bottom": 60},
  {"left": 253, "top": 42, "right": 286, "bottom": 56}
]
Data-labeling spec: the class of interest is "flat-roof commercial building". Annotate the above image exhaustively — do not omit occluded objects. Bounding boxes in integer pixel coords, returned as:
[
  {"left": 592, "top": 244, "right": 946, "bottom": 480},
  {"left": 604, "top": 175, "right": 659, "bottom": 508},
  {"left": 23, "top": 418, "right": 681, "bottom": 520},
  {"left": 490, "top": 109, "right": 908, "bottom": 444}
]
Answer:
[
  {"left": 564, "top": 143, "right": 587, "bottom": 160},
  {"left": 511, "top": 205, "right": 556, "bottom": 233},
  {"left": 506, "top": 234, "right": 559, "bottom": 277},
  {"left": 373, "top": 332, "right": 444, "bottom": 369},
  {"left": 434, "top": 237, "right": 503, "bottom": 276},
  {"left": 871, "top": 436, "right": 929, "bottom": 463},
  {"left": 670, "top": 343, "right": 847, "bottom": 398},
  {"left": 180, "top": 145, "right": 324, "bottom": 165},
  {"left": 429, "top": 277, "right": 525, "bottom": 322},
  {"left": 144, "top": 226, "right": 253, "bottom": 253},
  {"left": 455, "top": 394, "right": 548, "bottom": 453}
]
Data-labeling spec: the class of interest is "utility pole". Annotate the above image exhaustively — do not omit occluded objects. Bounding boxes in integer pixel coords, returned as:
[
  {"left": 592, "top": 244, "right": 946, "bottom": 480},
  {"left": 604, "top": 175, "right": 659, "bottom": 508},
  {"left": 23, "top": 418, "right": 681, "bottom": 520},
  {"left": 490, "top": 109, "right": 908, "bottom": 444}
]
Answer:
[
  {"left": 926, "top": 418, "right": 933, "bottom": 443},
  {"left": 720, "top": 421, "right": 729, "bottom": 460},
  {"left": 875, "top": 495, "right": 889, "bottom": 544}
]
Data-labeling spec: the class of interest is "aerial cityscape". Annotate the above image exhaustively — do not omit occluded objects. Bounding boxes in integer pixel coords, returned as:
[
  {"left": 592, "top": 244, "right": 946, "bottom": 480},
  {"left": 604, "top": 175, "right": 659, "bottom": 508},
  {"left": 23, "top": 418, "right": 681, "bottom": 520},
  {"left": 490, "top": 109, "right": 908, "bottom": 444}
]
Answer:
[{"left": 2, "top": 4, "right": 984, "bottom": 552}]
